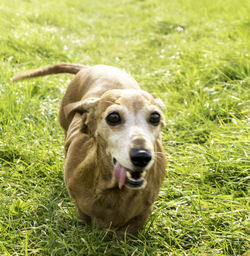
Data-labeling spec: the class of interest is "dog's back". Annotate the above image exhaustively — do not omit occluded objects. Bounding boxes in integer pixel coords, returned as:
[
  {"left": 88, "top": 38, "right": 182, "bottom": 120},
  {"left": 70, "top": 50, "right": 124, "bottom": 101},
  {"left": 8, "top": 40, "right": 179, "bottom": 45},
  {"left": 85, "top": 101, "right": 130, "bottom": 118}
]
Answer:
[{"left": 59, "top": 65, "right": 140, "bottom": 131}]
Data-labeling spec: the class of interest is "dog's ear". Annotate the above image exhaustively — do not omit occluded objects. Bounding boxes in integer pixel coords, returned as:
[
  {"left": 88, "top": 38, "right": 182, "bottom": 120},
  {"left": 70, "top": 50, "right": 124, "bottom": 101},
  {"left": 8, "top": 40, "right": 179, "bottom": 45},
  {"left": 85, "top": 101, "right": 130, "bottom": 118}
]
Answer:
[
  {"left": 64, "top": 97, "right": 100, "bottom": 118},
  {"left": 154, "top": 97, "right": 166, "bottom": 128},
  {"left": 64, "top": 97, "right": 100, "bottom": 135},
  {"left": 155, "top": 97, "right": 165, "bottom": 110}
]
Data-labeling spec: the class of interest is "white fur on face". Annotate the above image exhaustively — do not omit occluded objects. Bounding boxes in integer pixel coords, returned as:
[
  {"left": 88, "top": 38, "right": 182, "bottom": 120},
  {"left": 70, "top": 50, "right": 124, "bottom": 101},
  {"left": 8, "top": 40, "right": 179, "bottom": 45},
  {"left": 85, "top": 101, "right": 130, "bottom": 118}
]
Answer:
[{"left": 95, "top": 94, "right": 163, "bottom": 171}]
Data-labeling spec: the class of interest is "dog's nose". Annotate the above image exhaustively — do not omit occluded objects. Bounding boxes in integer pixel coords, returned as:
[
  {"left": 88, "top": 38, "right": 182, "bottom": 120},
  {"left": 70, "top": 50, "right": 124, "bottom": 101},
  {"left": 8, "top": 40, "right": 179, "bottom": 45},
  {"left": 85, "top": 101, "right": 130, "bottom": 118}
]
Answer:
[{"left": 130, "top": 149, "right": 152, "bottom": 168}]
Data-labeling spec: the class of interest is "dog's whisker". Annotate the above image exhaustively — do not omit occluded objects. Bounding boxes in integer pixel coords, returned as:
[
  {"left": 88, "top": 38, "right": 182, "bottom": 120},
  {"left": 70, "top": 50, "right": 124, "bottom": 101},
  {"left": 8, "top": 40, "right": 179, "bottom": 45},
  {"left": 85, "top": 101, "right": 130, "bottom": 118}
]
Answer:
[
  {"left": 154, "top": 151, "right": 168, "bottom": 157},
  {"left": 153, "top": 155, "right": 163, "bottom": 161},
  {"left": 154, "top": 151, "right": 166, "bottom": 155}
]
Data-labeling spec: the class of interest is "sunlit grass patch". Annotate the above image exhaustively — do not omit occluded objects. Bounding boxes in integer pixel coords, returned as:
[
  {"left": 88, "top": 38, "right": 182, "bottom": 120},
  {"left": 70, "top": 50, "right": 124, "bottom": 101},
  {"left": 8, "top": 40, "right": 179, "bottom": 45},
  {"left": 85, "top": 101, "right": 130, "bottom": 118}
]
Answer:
[{"left": 0, "top": 0, "right": 249, "bottom": 255}]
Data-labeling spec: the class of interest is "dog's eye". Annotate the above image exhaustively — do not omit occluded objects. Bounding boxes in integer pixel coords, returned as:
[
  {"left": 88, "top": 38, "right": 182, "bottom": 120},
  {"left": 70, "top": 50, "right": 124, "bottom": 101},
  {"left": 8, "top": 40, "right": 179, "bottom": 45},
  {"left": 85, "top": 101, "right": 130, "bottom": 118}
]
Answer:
[
  {"left": 106, "top": 112, "right": 121, "bottom": 126},
  {"left": 149, "top": 112, "right": 161, "bottom": 126}
]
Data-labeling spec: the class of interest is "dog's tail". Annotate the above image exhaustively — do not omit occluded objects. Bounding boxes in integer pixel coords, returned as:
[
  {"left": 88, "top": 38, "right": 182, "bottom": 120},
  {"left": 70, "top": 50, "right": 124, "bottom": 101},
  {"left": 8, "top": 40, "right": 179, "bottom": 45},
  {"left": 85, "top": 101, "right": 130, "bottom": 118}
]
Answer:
[{"left": 13, "top": 63, "right": 88, "bottom": 81}]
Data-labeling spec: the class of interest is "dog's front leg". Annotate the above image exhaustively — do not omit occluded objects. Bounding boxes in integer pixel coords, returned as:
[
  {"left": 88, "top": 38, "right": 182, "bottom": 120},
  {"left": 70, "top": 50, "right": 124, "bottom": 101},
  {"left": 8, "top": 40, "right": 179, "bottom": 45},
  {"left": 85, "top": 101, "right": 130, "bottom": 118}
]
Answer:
[
  {"left": 76, "top": 205, "right": 91, "bottom": 225},
  {"left": 117, "top": 208, "right": 152, "bottom": 237}
]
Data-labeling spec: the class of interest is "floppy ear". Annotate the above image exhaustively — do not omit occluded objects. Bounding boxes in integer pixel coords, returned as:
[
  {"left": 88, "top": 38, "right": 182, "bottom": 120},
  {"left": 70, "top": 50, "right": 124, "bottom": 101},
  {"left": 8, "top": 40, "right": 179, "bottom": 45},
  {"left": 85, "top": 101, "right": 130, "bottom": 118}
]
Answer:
[
  {"left": 154, "top": 97, "right": 166, "bottom": 128},
  {"left": 64, "top": 97, "right": 100, "bottom": 135},
  {"left": 155, "top": 97, "right": 165, "bottom": 110},
  {"left": 64, "top": 97, "right": 100, "bottom": 118}
]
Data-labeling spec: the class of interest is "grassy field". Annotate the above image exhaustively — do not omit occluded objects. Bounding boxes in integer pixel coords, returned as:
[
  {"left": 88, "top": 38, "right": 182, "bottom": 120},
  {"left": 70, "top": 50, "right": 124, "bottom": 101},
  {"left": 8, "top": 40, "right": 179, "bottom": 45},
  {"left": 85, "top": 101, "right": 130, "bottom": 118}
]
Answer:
[{"left": 0, "top": 0, "right": 249, "bottom": 255}]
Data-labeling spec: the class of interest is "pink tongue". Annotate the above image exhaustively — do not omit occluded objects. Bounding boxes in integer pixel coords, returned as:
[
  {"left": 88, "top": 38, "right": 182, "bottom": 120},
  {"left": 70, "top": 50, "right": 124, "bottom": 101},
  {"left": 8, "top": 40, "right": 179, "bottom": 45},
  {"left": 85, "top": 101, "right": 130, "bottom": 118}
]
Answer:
[{"left": 114, "top": 162, "right": 129, "bottom": 189}]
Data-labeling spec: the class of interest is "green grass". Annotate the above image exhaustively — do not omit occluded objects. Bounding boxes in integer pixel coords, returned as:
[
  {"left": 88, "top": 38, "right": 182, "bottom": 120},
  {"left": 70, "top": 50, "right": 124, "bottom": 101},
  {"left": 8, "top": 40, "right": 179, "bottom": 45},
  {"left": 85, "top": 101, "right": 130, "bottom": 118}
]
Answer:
[{"left": 0, "top": 0, "right": 249, "bottom": 255}]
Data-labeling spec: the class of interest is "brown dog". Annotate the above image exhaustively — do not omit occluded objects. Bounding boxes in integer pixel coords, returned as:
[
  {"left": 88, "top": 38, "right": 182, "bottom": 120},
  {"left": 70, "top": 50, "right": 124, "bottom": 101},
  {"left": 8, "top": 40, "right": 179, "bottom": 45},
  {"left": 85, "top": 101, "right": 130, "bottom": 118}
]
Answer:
[{"left": 14, "top": 63, "right": 166, "bottom": 236}]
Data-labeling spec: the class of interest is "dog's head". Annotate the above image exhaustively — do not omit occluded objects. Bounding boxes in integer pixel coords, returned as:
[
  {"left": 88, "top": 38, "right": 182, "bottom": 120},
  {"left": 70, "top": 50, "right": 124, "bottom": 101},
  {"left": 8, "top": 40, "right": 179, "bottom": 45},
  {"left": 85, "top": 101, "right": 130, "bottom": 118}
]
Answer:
[{"left": 64, "top": 89, "right": 165, "bottom": 190}]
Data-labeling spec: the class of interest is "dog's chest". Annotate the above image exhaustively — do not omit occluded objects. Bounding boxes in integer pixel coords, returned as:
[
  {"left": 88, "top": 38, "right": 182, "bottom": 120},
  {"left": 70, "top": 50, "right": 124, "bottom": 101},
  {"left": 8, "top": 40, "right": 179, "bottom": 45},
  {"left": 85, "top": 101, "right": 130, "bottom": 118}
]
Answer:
[{"left": 89, "top": 189, "right": 152, "bottom": 227}]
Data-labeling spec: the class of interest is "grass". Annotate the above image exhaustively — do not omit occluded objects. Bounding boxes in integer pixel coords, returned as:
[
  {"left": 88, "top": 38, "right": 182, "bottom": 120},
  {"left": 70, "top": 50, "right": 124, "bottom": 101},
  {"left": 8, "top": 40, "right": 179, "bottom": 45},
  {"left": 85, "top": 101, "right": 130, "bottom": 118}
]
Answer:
[{"left": 0, "top": 0, "right": 249, "bottom": 255}]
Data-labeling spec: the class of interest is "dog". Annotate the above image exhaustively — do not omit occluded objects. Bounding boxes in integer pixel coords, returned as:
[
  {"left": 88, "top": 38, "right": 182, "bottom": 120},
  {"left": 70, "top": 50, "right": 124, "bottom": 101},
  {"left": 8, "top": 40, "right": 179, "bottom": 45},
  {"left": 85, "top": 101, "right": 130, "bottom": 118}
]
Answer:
[{"left": 14, "top": 63, "right": 166, "bottom": 236}]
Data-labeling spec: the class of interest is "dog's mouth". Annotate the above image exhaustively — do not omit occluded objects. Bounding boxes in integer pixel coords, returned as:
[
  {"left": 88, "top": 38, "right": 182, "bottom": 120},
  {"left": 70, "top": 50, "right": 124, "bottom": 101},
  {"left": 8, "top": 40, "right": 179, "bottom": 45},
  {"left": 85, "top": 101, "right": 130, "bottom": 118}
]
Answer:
[{"left": 113, "top": 158, "right": 146, "bottom": 190}]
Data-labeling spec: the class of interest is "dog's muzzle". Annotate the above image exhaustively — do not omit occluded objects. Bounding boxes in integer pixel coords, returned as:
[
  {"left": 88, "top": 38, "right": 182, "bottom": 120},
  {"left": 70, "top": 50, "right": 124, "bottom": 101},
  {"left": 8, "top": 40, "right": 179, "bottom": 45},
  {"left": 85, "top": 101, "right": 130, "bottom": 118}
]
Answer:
[{"left": 113, "top": 149, "right": 152, "bottom": 190}]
